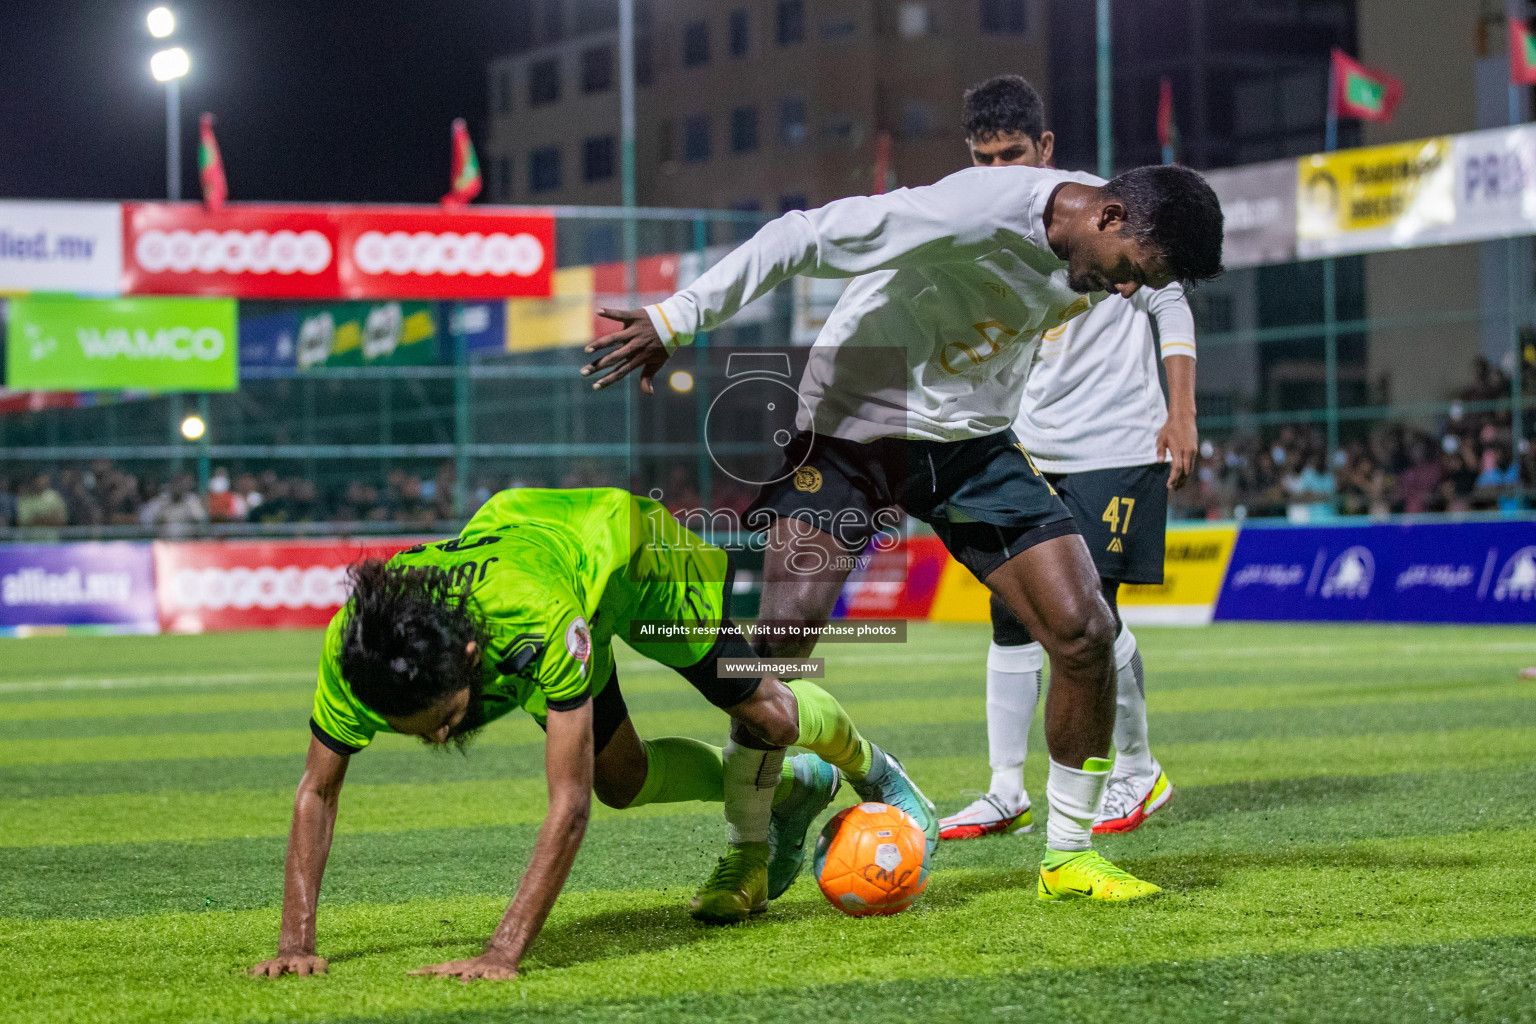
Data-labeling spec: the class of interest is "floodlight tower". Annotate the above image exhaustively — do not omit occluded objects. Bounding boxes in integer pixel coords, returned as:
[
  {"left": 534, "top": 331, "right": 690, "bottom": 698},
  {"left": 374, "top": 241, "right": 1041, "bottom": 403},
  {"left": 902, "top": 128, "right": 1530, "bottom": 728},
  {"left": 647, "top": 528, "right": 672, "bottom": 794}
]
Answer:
[{"left": 148, "top": 7, "right": 189, "bottom": 200}]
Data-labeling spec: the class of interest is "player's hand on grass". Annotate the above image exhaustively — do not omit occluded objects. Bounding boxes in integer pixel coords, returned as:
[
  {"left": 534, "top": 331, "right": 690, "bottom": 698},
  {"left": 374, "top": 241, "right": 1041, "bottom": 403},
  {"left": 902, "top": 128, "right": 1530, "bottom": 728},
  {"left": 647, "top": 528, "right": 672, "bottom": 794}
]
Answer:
[
  {"left": 410, "top": 952, "right": 520, "bottom": 982},
  {"left": 1158, "top": 409, "right": 1198, "bottom": 491},
  {"left": 248, "top": 952, "right": 328, "bottom": 978},
  {"left": 584, "top": 307, "right": 670, "bottom": 394}
]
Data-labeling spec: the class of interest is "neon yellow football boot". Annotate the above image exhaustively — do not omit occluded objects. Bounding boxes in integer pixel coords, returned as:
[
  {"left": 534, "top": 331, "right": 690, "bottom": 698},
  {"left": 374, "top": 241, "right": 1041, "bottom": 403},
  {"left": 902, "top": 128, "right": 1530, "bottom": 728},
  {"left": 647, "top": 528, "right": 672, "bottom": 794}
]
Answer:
[
  {"left": 690, "top": 842, "right": 769, "bottom": 924},
  {"left": 1037, "top": 849, "right": 1162, "bottom": 903}
]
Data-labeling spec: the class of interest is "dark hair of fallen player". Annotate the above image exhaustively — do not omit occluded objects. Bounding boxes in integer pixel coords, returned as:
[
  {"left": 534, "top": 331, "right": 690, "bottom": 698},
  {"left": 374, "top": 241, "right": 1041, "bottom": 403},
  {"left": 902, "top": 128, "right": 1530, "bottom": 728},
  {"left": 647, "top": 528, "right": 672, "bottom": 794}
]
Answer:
[{"left": 340, "top": 559, "right": 490, "bottom": 751}]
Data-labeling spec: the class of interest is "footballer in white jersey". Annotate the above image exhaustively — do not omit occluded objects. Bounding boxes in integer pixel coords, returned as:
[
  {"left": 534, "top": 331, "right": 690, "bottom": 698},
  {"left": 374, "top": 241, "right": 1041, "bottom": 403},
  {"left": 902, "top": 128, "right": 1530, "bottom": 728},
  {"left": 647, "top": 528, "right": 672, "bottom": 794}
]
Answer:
[
  {"left": 586, "top": 139, "right": 1223, "bottom": 905},
  {"left": 938, "top": 76, "right": 1191, "bottom": 849}
]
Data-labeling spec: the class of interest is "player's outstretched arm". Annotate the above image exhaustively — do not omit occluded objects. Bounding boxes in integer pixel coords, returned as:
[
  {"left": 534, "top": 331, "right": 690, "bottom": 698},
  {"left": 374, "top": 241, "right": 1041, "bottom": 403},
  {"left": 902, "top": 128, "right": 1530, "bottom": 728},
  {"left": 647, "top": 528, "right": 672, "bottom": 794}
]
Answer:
[
  {"left": 585, "top": 308, "right": 670, "bottom": 393},
  {"left": 249, "top": 735, "right": 350, "bottom": 978},
  {"left": 411, "top": 701, "right": 595, "bottom": 982}
]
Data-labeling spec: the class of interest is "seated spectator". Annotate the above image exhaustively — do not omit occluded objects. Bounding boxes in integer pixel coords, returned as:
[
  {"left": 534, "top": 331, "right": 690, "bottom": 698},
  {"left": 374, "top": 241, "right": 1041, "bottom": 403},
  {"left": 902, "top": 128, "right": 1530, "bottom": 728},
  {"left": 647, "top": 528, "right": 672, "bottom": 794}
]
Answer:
[
  {"left": 16, "top": 473, "right": 69, "bottom": 540},
  {"left": 1284, "top": 454, "right": 1336, "bottom": 522},
  {"left": 1438, "top": 435, "right": 1480, "bottom": 513},
  {"left": 206, "top": 467, "right": 248, "bottom": 523},
  {"left": 0, "top": 476, "right": 17, "bottom": 529},
  {"left": 1474, "top": 444, "right": 1522, "bottom": 513},
  {"left": 140, "top": 474, "right": 207, "bottom": 539},
  {"left": 1394, "top": 440, "right": 1443, "bottom": 514}
]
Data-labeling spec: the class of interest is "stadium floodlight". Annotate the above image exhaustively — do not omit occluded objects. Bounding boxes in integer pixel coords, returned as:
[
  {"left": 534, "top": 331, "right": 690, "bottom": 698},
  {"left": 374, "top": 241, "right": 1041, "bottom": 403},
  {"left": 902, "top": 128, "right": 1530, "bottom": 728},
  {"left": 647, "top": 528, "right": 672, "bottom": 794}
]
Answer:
[
  {"left": 180, "top": 414, "right": 206, "bottom": 440},
  {"left": 668, "top": 370, "right": 695, "bottom": 393},
  {"left": 150, "top": 46, "right": 190, "bottom": 81},
  {"left": 147, "top": 6, "right": 176, "bottom": 38}
]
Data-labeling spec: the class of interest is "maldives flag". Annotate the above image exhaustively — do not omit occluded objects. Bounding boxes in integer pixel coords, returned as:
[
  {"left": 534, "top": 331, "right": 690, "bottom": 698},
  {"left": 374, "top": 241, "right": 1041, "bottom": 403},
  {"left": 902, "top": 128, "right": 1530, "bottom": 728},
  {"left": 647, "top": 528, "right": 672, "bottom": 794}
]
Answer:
[
  {"left": 442, "top": 118, "right": 483, "bottom": 207},
  {"left": 1511, "top": 16, "right": 1536, "bottom": 86},
  {"left": 1156, "top": 76, "right": 1179, "bottom": 163},
  {"left": 1330, "top": 48, "right": 1403, "bottom": 123},
  {"left": 198, "top": 113, "right": 228, "bottom": 212}
]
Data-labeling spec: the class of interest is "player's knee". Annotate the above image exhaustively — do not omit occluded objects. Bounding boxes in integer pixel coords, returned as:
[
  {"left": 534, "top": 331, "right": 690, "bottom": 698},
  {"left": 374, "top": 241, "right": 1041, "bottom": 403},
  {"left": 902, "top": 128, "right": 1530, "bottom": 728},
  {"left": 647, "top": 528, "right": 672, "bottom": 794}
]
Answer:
[
  {"left": 1052, "top": 602, "right": 1117, "bottom": 674},
  {"left": 730, "top": 685, "right": 799, "bottom": 748},
  {"left": 593, "top": 776, "right": 640, "bottom": 809}
]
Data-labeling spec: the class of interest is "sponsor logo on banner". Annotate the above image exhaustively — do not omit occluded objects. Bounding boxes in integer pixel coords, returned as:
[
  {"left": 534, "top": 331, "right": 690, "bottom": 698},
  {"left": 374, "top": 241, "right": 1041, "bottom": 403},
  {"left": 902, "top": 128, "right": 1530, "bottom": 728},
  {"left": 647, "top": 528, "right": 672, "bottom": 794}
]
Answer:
[
  {"left": 1296, "top": 137, "right": 1456, "bottom": 258},
  {"left": 1203, "top": 160, "right": 1298, "bottom": 269},
  {"left": 5, "top": 296, "right": 238, "bottom": 391},
  {"left": 1492, "top": 546, "right": 1536, "bottom": 602},
  {"left": 0, "top": 543, "right": 158, "bottom": 633},
  {"left": 0, "top": 201, "right": 124, "bottom": 295},
  {"left": 1450, "top": 125, "right": 1536, "bottom": 245},
  {"left": 1316, "top": 545, "right": 1374, "bottom": 599},
  {"left": 1119, "top": 525, "right": 1240, "bottom": 625},
  {"left": 337, "top": 209, "right": 554, "bottom": 299},
  {"left": 124, "top": 204, "right": 342, "bottom": 299},
  {"left": 153, "top": 540, "right": 419, "bottom": 633}
]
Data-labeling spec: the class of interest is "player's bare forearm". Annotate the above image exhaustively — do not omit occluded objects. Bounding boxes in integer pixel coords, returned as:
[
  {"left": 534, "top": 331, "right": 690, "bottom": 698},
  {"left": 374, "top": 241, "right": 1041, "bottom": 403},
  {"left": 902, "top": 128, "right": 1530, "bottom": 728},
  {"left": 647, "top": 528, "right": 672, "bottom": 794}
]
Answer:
[
  {"left": 412, "top": 703, "right": 595, "bottom": 981},
  {"left": 250, "top": 736, "right": 349, "bottom": 978},
  {"left": 1159, "top": 354, "right": 1198, "bottom": 490}
]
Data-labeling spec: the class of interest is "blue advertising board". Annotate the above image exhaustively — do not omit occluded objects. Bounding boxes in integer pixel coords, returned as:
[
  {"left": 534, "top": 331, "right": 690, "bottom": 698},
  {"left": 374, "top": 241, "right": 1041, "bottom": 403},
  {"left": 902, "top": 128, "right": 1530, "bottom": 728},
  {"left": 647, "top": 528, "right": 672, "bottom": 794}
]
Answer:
[
  {"left": 238, "top": 309, "right": 300, "bottom": 372},
  {"left": 1214, "top": 520, "right": 1536, "bottom": 624},
  {"left": 0, "top": 543, "right": 159, "bottom": 634}
]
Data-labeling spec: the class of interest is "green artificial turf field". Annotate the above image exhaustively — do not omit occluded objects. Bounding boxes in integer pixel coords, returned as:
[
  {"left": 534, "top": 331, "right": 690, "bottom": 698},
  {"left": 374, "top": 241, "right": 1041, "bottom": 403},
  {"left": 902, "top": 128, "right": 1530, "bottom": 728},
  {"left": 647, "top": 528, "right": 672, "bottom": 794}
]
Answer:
[{"left": 2, "top": 622, "right": 1535, "bottom": 1024}]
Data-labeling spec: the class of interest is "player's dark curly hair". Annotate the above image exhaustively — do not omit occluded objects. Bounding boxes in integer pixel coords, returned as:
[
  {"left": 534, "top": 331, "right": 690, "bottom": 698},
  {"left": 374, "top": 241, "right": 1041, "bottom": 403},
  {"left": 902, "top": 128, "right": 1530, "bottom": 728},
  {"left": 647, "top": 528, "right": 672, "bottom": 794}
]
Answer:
[
  {"left": 962, "top": 75, "right": 1046, "bottom": 143},
  {"left": 339, "top": 558, "right": 486, "bottom": 723},
  {"left": 1103, "top": 165, "right": 1225, "bottom": 285}
]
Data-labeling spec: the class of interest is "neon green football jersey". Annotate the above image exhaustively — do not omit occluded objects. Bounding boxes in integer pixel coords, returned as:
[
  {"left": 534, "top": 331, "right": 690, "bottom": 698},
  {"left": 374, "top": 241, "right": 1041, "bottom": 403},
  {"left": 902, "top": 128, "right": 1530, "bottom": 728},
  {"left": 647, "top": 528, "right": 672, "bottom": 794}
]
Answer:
[{"left": 310, "top": 487, "right": 729, "bottom": 754}]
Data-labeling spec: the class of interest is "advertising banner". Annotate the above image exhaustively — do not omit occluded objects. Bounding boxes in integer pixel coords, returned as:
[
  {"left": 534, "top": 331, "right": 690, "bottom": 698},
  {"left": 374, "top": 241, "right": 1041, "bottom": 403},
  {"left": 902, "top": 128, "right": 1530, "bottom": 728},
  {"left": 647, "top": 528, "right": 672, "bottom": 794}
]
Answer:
[
  {"left": 1214, "top": 521, "right": 1536, "bottom": 623},
  {"left": 0, "top": 543, "right": 158, "bottom": 634},
  {"left": 153, "top": 539, "right": 420, "bottom": 633},
  {"left": 1448, "top": 124, "right": 1536, "bottom": 244},
  {"left": 6, "top": 296, "right": 238, "bottom": 391},
  {"left": 1204, "top": 160, "right": 1298, "bottom": 269},
  {"left": 123, "top": 203, "right": 341, "bottom": 299},
  {"left": 1119, "top": 525, "right": 1240, "bottom": 625},
  {"left": 0, "top": 201, "right": 123, "bottom": 296},
  {"left": 451, "top": 300, "right": 508, "bottom": 355},
  {"left": 1296, "top": 137, "right": 1455, "bottom": 258},
  {"left": 838, "top": 535, "right": 949, "bottom": 620},
  {"left": 238, "top": 309, "right": 301, "bottom": 372},
  {"left": 337, "top": 208, "right": 554, "bottom": 300},
  {"left": 295, "top": 301, "right": 439, "bottom": 370}
]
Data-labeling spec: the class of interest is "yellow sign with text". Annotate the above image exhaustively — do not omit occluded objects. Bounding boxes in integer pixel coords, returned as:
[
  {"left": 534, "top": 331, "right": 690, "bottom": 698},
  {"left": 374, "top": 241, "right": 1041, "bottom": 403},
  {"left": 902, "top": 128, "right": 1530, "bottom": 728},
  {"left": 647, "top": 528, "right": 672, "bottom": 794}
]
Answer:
[
  {"left": 1296, "top": 137, "right": 1454, "bottom": 256},
  {"left": 927, "top": 524, "right": 1238, "bottom": 624}
]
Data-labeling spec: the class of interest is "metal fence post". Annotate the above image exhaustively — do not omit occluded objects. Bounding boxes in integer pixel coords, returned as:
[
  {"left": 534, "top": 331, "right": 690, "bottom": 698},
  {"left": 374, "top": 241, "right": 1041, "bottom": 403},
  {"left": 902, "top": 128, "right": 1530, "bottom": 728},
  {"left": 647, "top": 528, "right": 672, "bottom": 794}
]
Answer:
[
  {"left": 453, "top": 315, "right": 471, "bottom": 518},
  {"left": 692, "top": 216, "right": 712, "bottom": 510}
]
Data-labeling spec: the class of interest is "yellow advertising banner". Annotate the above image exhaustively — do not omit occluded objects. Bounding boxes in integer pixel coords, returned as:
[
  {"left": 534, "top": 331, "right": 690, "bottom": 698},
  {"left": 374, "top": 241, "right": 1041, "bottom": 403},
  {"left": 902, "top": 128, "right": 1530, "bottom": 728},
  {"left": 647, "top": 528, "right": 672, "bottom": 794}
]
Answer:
[
  {"left": 927, "top": 524, "right": 1238, "bottom": 625},
  {"left": 1296, "top": 137, "right": 1455, "bottom": 257},
  {"left": 506, "top": 265, "right": 596, "bottom": 352}
]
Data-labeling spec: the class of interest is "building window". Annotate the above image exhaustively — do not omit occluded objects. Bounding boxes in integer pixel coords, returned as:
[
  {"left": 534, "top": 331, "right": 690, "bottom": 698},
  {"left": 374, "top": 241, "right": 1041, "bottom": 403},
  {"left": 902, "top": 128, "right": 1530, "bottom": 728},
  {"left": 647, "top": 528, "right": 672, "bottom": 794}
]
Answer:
[
  {"left": 529, "top": 58, "right": 561, "bottom": 106},
  {"left": 779, "top": 96, "right": 807, "bottom": 146},
  {"left": 901, "top": 101, "right": 936, "bottom": 137},
  {"left": 583, "top": 135, "right": 616, "bottom": 182},
  {"left": 820, "top": 18, "right": 856, "bottom": 39},
  {"left": 636, "top": 35, "right": 654, "bottom": 86},
  {"left": 731, "top": 106, "right": 759, "bottom": 153},
  {"left": 496, "top": 70, "right": 513, "bottom": 114},
  {"left": 683, "top": 115, "right": 712, "bottom": 163},
  {"left": 658, "top": 119, "right": 676, "bottom": 165},
  {"left": 529, "top": 146, "right": 562, "bottom": 193},
  {"left": 898, "top": 2, "right": 931, "bottom": 38},
  {"left": 779, "top": 193, "right": 808, "bottom": 213},
  {"left": 683, "top": 19, "right": 710, "bottom": 67},
  {"left": 496, "top": 156, "right": 513, "bottom": 200},
  {"left": 777, "top": 1, "right": 805, "bottom": 45},
  {"left": 581, "top": 45, "right": 613, "bottom": 93},
  {"left": 730, "top": 10, "right": 750, "bottom": 56},
  {"left": 980, "top": 0, "right": 1027, "bottom": 35}
]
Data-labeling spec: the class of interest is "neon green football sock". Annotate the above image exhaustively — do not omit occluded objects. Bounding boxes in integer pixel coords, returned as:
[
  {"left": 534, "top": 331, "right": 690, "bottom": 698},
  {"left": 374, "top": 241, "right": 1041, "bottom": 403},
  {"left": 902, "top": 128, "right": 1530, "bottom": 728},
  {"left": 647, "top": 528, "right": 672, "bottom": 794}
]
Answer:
[
  {"left": 786, "top": 680, "right": 873, "bottom": 781},
  {"left": 772, "top": 757, "right": 796, "bottom": 806},
  {"left": 628, "top": 737, "right": 724, "bottom": 807}
]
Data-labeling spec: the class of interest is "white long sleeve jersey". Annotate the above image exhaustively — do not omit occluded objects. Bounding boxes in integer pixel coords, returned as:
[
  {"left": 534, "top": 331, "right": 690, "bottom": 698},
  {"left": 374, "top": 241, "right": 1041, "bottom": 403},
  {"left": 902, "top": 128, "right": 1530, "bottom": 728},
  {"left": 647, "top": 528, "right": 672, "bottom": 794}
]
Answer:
[
  {"left": 644, "top": 166, "right": 1105, "bottom": 443},
  {"left": 1013, "top": 285, "right": 1197, "bottom": 474}
]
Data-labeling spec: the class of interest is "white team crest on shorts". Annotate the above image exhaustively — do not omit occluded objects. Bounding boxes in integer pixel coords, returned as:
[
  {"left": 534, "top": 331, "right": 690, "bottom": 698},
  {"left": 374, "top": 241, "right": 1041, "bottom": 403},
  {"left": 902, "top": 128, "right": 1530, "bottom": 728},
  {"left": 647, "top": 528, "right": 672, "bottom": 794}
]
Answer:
[{"left": 565, "top": 617, "right": 592, "bottom": 676}]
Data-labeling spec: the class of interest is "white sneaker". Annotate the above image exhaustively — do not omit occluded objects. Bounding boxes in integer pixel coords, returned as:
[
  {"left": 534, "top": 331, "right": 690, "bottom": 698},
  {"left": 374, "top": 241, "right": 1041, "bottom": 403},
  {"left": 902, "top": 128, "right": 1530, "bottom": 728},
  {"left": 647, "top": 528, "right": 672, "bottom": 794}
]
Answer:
[
  {"left": 1093, "top": 761, "right": 1173, "bottom": 834},
  {"left": 938, "top": 791, "right": 1032, "bottom": 841}
]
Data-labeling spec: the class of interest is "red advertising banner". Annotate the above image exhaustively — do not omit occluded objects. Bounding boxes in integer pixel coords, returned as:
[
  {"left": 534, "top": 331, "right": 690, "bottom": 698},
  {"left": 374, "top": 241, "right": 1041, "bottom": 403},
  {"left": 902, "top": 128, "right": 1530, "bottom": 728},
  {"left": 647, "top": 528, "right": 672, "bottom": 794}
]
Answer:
[
  {"left": 337, "top": 207, "right": 555, "bottom": 299},
  {"left": 124, "top": 204, "right": 342, "bottom": 299},
  {"left": 152, "top": 538, "right": 422, "bottom": 633},
  {"left": 123, "top": 204, "right": 556, "bottom": 300},
  {"left": 838, "top": 535, "right": 950, "bottom": 620}
]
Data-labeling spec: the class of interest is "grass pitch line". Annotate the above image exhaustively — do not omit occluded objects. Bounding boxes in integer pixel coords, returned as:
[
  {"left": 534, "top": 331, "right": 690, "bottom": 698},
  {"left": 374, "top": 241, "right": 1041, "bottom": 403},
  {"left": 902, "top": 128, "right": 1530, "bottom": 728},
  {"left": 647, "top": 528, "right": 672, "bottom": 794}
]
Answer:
[{"left": 0, "top": 671, "right": 312, "bottom": 696}]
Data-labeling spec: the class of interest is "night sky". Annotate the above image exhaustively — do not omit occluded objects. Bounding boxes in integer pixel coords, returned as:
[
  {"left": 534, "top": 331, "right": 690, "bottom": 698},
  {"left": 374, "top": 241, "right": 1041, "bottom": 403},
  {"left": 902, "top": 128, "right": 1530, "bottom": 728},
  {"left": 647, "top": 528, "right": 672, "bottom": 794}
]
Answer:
[{"left": 0, "top": 1, "right": 534, "bottom": 203}]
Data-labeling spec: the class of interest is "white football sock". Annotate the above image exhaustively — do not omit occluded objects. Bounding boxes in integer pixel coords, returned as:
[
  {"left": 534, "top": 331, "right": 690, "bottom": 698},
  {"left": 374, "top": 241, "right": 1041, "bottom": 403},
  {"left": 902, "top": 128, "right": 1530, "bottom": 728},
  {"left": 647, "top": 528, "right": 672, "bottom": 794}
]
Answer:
[
  {"left": 985, "top": 642, "right": 1043, "bottom": 807},
  {"left": 721, "top": 739, "right": 784, "bottom": 845},
  {"left": 1111, "top": 625, "right": 1155, "bottom": 779},
  {"left": 1045, "top": 757, "right": 1112, "bottom": 852}
]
